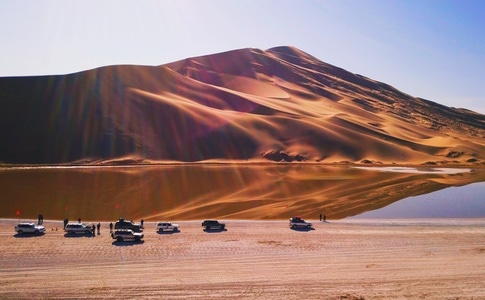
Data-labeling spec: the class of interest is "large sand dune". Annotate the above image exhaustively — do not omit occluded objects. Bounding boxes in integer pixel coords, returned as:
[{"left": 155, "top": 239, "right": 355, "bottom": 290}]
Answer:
[
  {"left": 1, "top": 219, "right": 484, "bottom": 299},
  {"left": 1, "top": 46, "right": 485, "bottom": 165}
]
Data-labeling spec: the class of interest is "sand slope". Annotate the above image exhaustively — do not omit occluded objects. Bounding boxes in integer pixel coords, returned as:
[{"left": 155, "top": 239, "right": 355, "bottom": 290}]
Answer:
[
  {"left": 1, "top": 219, "right": 484, "bottom": 299},
  {"left": 1, "top": 46, "right": 485, "bottom": 164}
]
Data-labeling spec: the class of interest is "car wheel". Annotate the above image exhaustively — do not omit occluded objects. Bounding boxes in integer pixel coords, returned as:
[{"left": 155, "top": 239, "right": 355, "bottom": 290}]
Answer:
[
  {"left": 117, "top": 237, "right": 123, "bottom": 242},
  {"left": 18, "top": 230, "right": 23, "bottom": 234},
  {"left": 174, "top": 227, "right": 178, "bottom": 232}
]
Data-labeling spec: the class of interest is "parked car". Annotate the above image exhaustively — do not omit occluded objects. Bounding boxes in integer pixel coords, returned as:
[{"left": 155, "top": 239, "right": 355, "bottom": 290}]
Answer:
[
  {"left": 114, "top": 218, "right": 143, "bottom": 232},
  {"left": 111, "top": 229, "right": 144, "bottom": 242},
  {"left": 201, "top": 220, "right": 225, "bottom": 230},
  {"left": 289, "top": 216, "right": 313, "bottom": 229},
  {"left": 156, "top": 221, "right": 180, "bottom": 232},
  {"left": 64, "top": 223, "right": 93, "bottom": 235},
  {"left": 15, "top": 223, "right": 45, "bottom": 235}
]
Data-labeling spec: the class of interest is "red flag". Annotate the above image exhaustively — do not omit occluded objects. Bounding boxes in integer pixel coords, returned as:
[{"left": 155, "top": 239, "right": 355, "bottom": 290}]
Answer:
[{"left": 16, "top": 210, "right": 20, "bottom": 215}]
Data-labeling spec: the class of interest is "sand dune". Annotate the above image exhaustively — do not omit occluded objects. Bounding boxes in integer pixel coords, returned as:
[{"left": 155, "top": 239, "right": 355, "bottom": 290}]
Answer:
[{"left": 1, "top": 46, "right": 485, "bottom": 165}]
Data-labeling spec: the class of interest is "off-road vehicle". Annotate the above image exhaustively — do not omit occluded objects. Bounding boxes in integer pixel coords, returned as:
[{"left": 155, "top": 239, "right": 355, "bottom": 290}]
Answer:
[
  {"left": 201, "top": 219, "right": 225, "bottom": 230},
  {"left": 289, "top": 216, "right": 312, "bottom": 229},
  {"left": 15, "top": 223, "right": 46, "bottom": 235},
  {"left": 156, "top": 221, "right": 180, "bottom": 232},
  {"left": 114, "top": 218, "right": 143, "bottom": 232},
  {"left": 64, "top": 223, "right": 93, "bottom": 235},
  {"left": 111, "top": 229, "right": 144, "bottom": 242}
]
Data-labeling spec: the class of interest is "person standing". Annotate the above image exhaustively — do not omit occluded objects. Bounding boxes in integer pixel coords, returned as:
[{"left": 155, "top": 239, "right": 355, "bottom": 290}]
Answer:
[
  {"left": 63, "top": 218, "right": 69, "bottom": 228},
  {"left": 109, "top": 222, "right": 113, "bottom": 233},
  {"left": 78, "top": 218, "right": 81, "bottom": 223},
  {"left": 92, "top": 224, "right": 96, "bottom": 236},
  {"left": 38, "top": 214, "right": 43, "bottom": 225},
  {"left": 140, "top": 219, "right": 144, "bottom": 228},
  {"left": 97, "top": 223, "right": 101, "bottom": 235},
  {"left": 319, "top": 213, "right": 322, "bottom": 222}
]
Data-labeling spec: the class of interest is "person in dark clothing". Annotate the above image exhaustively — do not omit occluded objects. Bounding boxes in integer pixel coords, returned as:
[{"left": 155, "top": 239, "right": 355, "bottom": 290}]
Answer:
[
  {"left": 92, "top": 225, "right": 96, "bottom": 236},
  {"left": 38, "top": 214, "right": 43, "bottom": 225},
  {"left": 140, "top": 219, "right": 144, "bottom": 228},
  {"left": 319, "top": 213, "right": 322, "bottom": 222},
  {"left": 97, "top": 223, "right": 101, "bottom": 235},
  {"left": 109, "top": 222, "right": 113, "bottom": 233},
  {"left": 78, "top": 218, "right": 81, "bottom": 223},
  {"left": 63, "top": 218, "right": 69, "bottom": 228}
]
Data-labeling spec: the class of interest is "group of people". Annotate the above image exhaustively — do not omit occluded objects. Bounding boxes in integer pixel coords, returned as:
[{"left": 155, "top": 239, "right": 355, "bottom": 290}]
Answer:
[{"left": 319, "top": 213, "right": 327, "bottom": 222}]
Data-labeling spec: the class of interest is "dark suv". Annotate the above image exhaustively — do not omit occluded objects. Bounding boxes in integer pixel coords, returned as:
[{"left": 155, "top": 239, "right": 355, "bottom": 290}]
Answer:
[
  {"left": 114, "top": 218, "right": 143, "bottom": 232},
  {"left": 201, "top": 220, "right": 225, "bottom": 230}
]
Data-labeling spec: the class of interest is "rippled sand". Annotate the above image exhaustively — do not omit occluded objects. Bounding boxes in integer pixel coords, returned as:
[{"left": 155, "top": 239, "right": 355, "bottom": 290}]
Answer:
[{"left": 1, "top": 218, "right": 484, "bottom": 299}]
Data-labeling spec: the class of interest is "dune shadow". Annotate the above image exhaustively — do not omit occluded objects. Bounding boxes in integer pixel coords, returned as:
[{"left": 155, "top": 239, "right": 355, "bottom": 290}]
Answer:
[
  {"left": 111, "top": 240, "right": 145, "bottom": 247},
  {"left": 13, "top": 232, "right": 45, "bottom": 238}
]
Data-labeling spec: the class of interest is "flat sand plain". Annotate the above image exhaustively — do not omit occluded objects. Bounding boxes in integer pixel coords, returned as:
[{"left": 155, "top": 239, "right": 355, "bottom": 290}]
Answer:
[{"left": 1, "top": 218, "right": 484, "bottom": 299}]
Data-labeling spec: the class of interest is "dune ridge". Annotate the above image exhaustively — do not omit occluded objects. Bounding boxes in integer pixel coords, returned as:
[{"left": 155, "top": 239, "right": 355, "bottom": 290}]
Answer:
[{"left": 1, "top": 46, "right": 485, "bottom": 165}]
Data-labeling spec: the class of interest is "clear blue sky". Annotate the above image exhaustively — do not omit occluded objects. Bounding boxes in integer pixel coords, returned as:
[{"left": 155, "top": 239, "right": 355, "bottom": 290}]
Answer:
[{"left": 1, "top": 0, "right": 484, "bottom": 113}]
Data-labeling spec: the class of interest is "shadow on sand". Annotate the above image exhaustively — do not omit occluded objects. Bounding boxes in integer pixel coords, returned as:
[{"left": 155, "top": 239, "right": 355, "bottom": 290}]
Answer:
[
  {"left": 63, "top": 232, "right": 95, "bottom": 238},
  {"left": 157, "top": 230, "right": 181, "bottom": 235},
  {"left": 111, "top": 240, "right": 145, "bottom": 247},
  {"left": 203, "top": 228, "right": 228, "bottom": 233},
  {"left": 13, "top": 232, "right": 45, "bottom": 238},
  {"left": 290, "top": 227, "right": 315, "bottom": 232}
]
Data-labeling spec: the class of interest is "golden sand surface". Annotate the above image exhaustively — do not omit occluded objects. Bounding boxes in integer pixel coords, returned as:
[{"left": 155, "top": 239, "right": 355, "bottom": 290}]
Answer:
[
  {"left": 1, "top": 218, "right": 484, "bottom": 299},
  {"left": 3, "top": 47, "right": 485, "bottom": 166}
]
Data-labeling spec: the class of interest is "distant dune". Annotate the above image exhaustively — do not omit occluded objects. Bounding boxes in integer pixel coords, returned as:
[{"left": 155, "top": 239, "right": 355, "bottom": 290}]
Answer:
[{"left": 1, "top": 46, "right": 485, "bottom": 165}]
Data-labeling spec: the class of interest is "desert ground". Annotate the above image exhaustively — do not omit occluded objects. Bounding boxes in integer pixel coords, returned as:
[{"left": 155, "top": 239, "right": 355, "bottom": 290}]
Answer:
[{"left": 1, "top": 218, "right": 484, "bottom": 299}]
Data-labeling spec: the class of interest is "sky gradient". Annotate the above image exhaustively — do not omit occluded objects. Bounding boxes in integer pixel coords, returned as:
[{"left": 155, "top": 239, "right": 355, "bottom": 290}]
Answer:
[{"left": 1, "top": 0, "right": 484, "bottom": 113}]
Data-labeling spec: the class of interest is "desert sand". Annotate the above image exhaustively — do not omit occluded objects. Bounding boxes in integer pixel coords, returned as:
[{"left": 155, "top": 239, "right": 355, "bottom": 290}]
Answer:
[{"left": 1, "top": 218, "right": 484, "bottom": 299}]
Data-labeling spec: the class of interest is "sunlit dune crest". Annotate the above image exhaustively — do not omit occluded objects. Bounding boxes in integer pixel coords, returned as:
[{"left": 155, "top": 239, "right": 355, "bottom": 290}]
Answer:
[{"left": 1, "top": 46, "right": 485, "bottom": 165}]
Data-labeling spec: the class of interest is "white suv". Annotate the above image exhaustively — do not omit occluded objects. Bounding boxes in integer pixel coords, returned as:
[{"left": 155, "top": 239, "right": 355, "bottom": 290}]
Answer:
[
  {"left": 156, "top": 221, "right": 180, "bottom": 232},
  {"left": 15, "top": 223, "right": 46, "bottom": 235},
  {"left": 111, "top": 229, "right": 144, "bottom": 242},
  {"left": 289, "top": 217, "right": 313, "bottom": 229},
  {"left": 64, "top": 223, "right": 93, "bottom": 235}
]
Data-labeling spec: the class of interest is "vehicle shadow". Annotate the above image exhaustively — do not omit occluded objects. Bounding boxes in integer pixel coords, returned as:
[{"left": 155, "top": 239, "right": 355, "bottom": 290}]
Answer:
[
  {"left": 64, "top": 232, "right": 95, "bottom": 238},
  {"left": 290, "top": 227, "right": 315, "bottom": 232},
  {"left": 111, "top": 240, "right": 145, "bottom": 247},
  {"left": 157, "top": 230, "right": 181, "bottom": 235},
  {"left": 13, "top": 233, "right": 45, "bottom": 238},
  {"left": 203, "top": 228, "right": 228, "bottom": 233}
]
